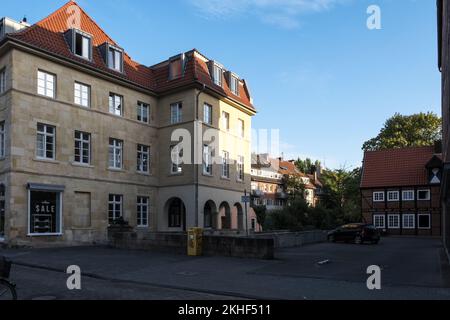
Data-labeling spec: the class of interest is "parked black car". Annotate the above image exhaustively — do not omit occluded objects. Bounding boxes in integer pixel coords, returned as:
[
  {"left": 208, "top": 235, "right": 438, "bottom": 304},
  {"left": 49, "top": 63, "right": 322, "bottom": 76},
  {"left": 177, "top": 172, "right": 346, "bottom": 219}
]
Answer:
[{"left": 328, "top": 224, "right": 381, "bottom": 244}]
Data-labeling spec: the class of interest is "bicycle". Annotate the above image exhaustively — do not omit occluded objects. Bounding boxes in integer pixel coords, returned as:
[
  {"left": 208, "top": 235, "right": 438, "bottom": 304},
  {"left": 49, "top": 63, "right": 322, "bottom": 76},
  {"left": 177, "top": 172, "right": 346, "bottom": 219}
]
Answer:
[{"left": 0, "top": 257, "right": 17, "bottom": 300}]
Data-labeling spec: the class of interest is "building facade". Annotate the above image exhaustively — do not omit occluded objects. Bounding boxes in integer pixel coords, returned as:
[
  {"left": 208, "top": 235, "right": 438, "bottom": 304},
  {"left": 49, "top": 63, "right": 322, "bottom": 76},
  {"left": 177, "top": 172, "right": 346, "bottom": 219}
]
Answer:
[
  {"left": 437, "top": 0, "right": 450, "bottom": 257},
  {"left": 0, "top": 1, "right": 258, "bottom": 246},
  {"left": 361, "top": 146, "right": 442, "bottom": 236}
]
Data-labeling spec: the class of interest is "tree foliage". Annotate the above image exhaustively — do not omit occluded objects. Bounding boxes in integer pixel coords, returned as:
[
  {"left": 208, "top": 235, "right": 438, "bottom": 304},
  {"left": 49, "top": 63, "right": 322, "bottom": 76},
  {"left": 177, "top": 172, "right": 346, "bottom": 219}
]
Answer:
[
  {"left": 362, "top": 112, "right": 442, "bottom": 152},
  {"left": 295, "top": 158, "right": 321, "bottom": 174},
  {"left": 252, "top": 205, "right": 267, "bottom": 229}
]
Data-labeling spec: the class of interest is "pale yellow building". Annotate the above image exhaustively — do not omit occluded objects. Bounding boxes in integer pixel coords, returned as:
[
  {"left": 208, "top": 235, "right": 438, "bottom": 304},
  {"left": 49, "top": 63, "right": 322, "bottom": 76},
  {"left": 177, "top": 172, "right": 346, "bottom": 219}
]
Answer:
[{"left": 0, "top": 1, "right": 257, "bottom": 246}]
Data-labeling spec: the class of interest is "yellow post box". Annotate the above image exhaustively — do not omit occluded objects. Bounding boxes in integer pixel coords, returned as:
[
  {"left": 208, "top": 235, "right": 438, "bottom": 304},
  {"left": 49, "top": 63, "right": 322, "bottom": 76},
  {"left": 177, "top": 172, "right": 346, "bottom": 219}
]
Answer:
[{"left": 187, "top": 228, "right": 203, "bottom": 256}]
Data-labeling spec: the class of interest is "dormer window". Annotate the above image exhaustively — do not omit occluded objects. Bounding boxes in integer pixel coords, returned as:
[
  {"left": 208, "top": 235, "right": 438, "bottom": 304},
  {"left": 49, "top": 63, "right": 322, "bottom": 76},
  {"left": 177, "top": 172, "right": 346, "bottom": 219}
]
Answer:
[
  {"left": 74, "top": 30, "right": 92, "bottom": 60},
  {"left": 108, "top": 45, "right": 123, "bottom": 72},
  {"left": 229, "top": 74, "right": 240, "bottom": 96},
  {"left": 213, "top": 64, "right": 222, "bottom": 87},
  {"left": 65, "top": 29, "right": 92, "bottom": 61}
]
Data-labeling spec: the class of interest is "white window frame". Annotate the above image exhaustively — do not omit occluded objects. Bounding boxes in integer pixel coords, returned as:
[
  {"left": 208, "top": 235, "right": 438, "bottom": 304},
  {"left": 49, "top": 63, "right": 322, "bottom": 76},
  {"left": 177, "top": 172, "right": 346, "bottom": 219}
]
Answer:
[
  {"left": 204, "top": 103, "right": 212, "bottom": 125},
  {"left": 237, "top": 155, "right": 244, "bottom": 182},
  {"left": 137, "top": 196, "right": 149, "bottom": 228},
  {"left": 387, "top": 214, "right": 400, "bottom": 229},
  {"left": 74, "top": 82, "right": 90, "bottom": 107},
  {"left": 108, "top": 194, "right": 123, "bottom": 225},
  {"left": 74, "top": 30, "right": 92, "bottom": 60},
  {"left": 137, "top": 102, "right": 149, "bottom": 124},
  {"left": 402, "top": 190, "right": 415, "bottom": 201},
  {"left": 222, "top": 112, "right": 230, "bottom": 131},
  {"left": 170, "top": 145, "right": 183, "bottom": 174},
  {"left": 109, "top": 138, "right": 123, "bottom": 169},
  {"left": 213, "top": 65, "right": 222, "bottom": 87},
  {"left": 108, "top": 45, "right": 123, "bottom": 72},
  {"left": 418, "top": 213, "right": 431, "bottom": 230},
  {"left": 230, "top": 76, "right": 239, "bottom": 96},
  {"left": 74, "top": 131, "right": 91, "bottom": 165},
  {"left": 417, "top": 189, "right": 431, "bottom": 201},
  {"left": 109, "top": 93, "right": 123, "bottom": 116},
  {"left": 238, "top": 119, "right": 245, "bottom": 138},
  {"left": 0, "top": 68, "right": 5, "bottom": 94},
  {"left": 221, "top": 151, "right": 230, "bottom": 179},
  {"left": 137, "top": 144, "right": 150, "bottom": 173},
  {"left": 403, "top": 214, "right": 415, "bottom": 229},
  {"left": 36, "top": 123, "right": 55, "bottom": 160},
  {"left": 373, "top": 191, "right": 385, "bottom": 202},
  {"left": 0, "top": 121, "right": 5, "bottom": 159},
  {"left": 203, "top": 144, "right": 212, "bottom": 176},
  {"left": 170, "top": 103, "right": 183, "bottom": 124},
  {"left": 387, "top": 191, "right": 399, "bottom": 202},
  {"left": 373, "top": 214, "right": 385, "bottom": 229},
  {"left": 37, "top": 70, "right": 55, "bottom": 98}
]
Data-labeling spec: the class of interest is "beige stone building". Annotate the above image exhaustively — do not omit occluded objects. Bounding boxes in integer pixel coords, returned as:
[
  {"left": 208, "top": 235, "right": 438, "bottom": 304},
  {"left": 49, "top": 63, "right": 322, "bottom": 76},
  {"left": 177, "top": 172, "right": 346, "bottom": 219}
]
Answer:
[{"left": 0, "top": 1, "right": 257, "bottom": 246}]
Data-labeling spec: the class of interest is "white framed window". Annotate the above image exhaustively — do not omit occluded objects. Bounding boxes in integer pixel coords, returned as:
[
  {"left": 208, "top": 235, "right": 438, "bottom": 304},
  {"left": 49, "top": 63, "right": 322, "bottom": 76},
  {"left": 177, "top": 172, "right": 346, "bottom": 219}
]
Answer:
[
  {"left": 222, "top": 112, "right": 230, "bottom": 131},
  {"left": 230, "top": 75, "right": 239, "bottom": 96},
  {"left": 170, "top": 145, "right": 183, "bottom": 174},
  {"left": 388, "top": 214, "right": 400, "bottom": 229},
  {"left": 28, "top": 188, "right": 63, "bottom": 236},
  {"left": 237, "top": 155, "right": 244, "bottom": 182},
  {"left": 74, "top": 82, "right": 90, "bottom": 107},
  {"left": 137, "top": 102, "right": 149, "bottom": 123},
  {"left": 108, "top": 46, "right": 123, "bottom": 72},
  {"left": 417, "top": 189, "right": 431, "bottom": 201},
  {"left": 170, "top": 102, "right": 183, "bottom": 124},
  {"left": 418, "top": 214, "right": 431, "bottom": 229},
  {"left": 108, "top": 194, "right": 123, "bottom": 225},
  {"left": 36, "top": 123, "right": 55, "bottom": 160},
  {"left": 74, "top": 30, "right": 92, "bottom": 60},
  {"left": 373, "top": 214, "right": 385, "bottom": 229},
  {"left": 109, "top": 93, "right": 123, "bottom": 116},
  {"left": 137, "top": 144, "right": 150, "bottom": 173},
  {"left": 0, "top": 68, "right": 5, "bottom": 94},
  {"left": 213, "top": 65, "right": 222, "bottom": 87},
  {"left": 403, "top": 214, "right": 415, "bottom": 229},
  {"left": 0, "top": 121, "right": 5, "bottom": 158},
  {"left": 137, "top": 196, "right": 149, "bottom": 227},
  {"left": 373, "top": 191, "right": 385, "bottom": 202},
  {"left": 387, "top": 191, "right": 399, "bottom": 202},
  {"left": 203, "top": 144, "right": 212, "bottom": 175},
  {"left": 237, "top": 119, "right": 245, "bottom": 138},
  {"left": 402, "top": 190, "right": 414, "bottom": 201},
  {"left": 108, "top": 138, "right": 123, "bottom": 169},
  {"left": 221, "top": 151, "right": 230, "bottom": 179},
  {"left": 37, "top": 70, "right": 55, "bottom": 98},
  {"left": 204, "top": 103, "right": 212, "bottom": 125},
  {"left": 74, "top": 131, "right": 91, "bottom": 165}
]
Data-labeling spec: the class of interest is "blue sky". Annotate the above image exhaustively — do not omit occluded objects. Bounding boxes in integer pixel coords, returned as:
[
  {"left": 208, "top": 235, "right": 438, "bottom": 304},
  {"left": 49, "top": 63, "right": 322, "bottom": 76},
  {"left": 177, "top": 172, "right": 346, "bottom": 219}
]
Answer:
[{"left": 2, "top": 0, "right": 440, "bottom": 169}]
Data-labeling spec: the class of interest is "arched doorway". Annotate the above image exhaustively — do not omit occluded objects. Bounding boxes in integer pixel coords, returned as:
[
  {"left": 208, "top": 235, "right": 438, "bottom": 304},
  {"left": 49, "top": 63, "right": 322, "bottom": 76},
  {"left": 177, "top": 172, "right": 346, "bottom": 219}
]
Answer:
[
  {"left": 204, "top": 200, "right": 217, "bottom": 229},
  {"left": 166, "top": 198, "right": 186, "bottom": 231},
  {"left": 219, "top": 202, "right": 231, "bottom": 230},
  {"left": 234, "top": 203, "right": 244, "bottom": 231}
]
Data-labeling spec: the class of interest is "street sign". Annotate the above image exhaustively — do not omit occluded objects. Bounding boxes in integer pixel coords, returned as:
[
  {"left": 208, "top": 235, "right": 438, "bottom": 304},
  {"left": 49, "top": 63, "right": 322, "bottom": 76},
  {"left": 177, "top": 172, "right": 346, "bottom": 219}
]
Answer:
[{"left": 241, "top": 196, "right": 251, "bottom": 203}]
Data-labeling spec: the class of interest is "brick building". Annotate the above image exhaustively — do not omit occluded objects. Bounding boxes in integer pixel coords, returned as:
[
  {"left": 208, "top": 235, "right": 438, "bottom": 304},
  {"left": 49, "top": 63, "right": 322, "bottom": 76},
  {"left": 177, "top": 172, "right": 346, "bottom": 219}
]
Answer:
[{"left": 361, "top": 146, "right": 442, "bottom": 236}]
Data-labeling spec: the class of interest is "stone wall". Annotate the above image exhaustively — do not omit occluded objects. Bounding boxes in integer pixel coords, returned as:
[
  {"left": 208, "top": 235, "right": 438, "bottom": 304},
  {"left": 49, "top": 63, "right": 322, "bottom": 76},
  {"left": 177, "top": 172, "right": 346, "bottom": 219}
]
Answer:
[{"left": 252, "top": 230, "right": 328, "bottom": 248}]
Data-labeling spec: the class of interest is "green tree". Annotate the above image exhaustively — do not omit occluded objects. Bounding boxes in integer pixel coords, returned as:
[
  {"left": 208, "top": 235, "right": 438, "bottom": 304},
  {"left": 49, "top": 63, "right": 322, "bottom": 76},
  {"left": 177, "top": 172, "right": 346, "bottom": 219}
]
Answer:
[
  {"left": 295, "top": 158, "right": 321, "bottom": 174},
  {"left": 284, "top": 175, "right": 305, "bottom": 201},
  {"left": 252, "top": 205, "right": 267, "bottom": 229},
  {"left": 362, "top": 112, "right": 442, "bottom": 152},
  {"left": 320, "top": 167, "right": 362, "bottom": 225}
]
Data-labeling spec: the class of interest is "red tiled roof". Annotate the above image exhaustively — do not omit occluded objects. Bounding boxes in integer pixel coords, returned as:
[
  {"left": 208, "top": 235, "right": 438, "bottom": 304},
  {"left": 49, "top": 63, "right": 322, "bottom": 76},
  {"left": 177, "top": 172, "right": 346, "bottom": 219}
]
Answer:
[
  {"left": 6, "top": 1, "right": 255, "bottom": 110},
  {"left": 278, "top": 161, "right": 300, "bottom": 176},
  {"left": 361, "top": 146, "right": 440, "bottom": 188}
]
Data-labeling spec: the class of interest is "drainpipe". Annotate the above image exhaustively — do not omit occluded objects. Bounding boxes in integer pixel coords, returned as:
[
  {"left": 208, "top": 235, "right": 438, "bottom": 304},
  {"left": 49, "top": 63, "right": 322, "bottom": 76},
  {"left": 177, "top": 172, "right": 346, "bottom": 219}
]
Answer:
[{"left": 195, "top": 84, "right": 207, "bottom": 228}]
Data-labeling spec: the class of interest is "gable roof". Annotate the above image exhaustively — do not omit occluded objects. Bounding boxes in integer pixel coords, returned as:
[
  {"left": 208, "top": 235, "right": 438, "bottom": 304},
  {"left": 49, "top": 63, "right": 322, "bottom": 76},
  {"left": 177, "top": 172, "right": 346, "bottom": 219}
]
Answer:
[
  {"left": 4, "top": 1, "right": 255, "bottom": 111},
  {"left": 361, "top": 146, "right": 441, "bottom": 189}
]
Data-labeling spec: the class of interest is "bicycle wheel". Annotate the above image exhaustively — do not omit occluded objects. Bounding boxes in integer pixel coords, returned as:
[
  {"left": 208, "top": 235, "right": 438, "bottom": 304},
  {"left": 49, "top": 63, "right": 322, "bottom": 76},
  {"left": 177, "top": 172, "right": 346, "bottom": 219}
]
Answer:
[{"left": 0, "top": 280, "right": 17, "bottom": 300}]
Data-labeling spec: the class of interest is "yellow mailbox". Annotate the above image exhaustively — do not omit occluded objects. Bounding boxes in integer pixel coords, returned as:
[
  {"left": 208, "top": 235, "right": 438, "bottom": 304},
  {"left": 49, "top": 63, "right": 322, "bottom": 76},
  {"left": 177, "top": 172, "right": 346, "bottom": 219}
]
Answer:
[{"left": 187, "top": 228, "right": 203, "bottom": 256}]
